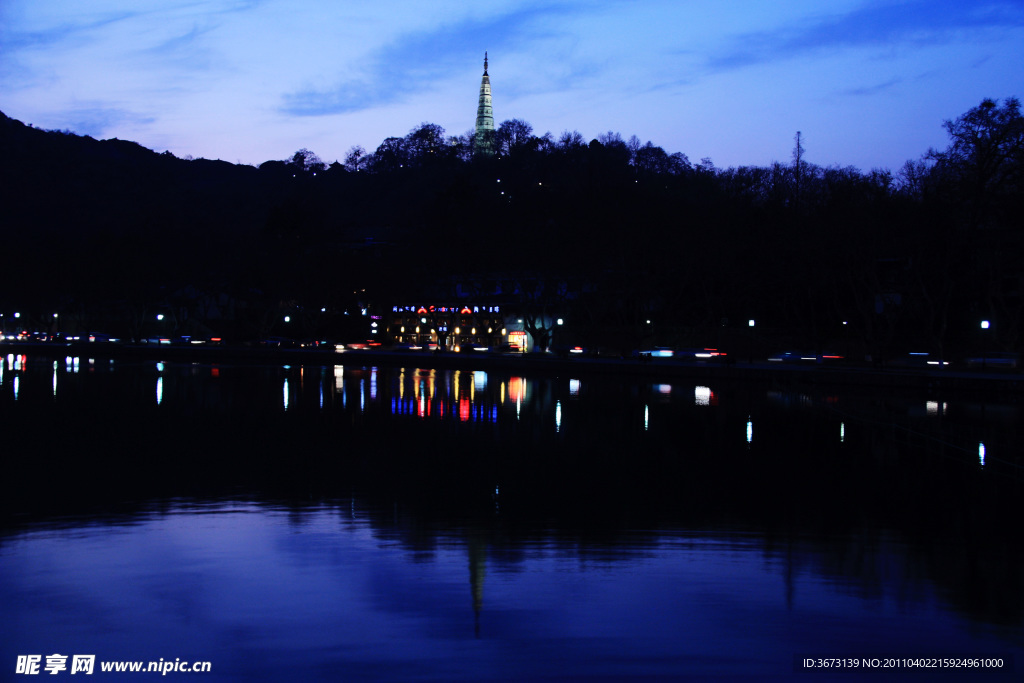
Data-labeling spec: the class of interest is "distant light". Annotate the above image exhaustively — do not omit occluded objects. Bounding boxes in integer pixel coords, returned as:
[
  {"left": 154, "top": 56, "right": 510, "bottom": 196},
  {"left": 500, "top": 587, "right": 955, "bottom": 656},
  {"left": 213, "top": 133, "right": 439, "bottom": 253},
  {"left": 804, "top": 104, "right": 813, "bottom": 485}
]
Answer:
[
  {"left": 53, "top": 313, "right": 59, "bottom": 318},
  {"left": 556, "top": 318, "right": 563, "bottom": 325},
  {"left": 421, "top": 317, "right": 427, "bottom": 324},
  {"left": 284, "top": 316, "right": 291, "bottom": 323},
  {"left": 321, "top": 307, "right": 326, "bottom": 313},
  {"left": 981, "top": 320, "right": 990, "bottom": 329},
  {"left": 746, "top": 418, "right": 753, "bottom": 444},
  {"left": 14, "top": 312, "right": 20, "bottom": 318},
  {"left": 748, "top": 319, "right": 755, "bottom": 327},
  {"left": 979, "top": 442, "right": 986, "bottom": 466},
  {"left": 156, "top": 314, "right": 164, "bottom": 321}
]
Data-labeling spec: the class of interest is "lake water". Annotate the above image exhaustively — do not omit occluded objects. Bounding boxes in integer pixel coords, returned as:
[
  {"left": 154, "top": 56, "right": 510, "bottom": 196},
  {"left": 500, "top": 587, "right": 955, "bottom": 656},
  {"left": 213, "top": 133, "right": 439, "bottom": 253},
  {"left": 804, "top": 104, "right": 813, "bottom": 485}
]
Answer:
[{"left": 1, "top": 355, "right": 1022, "bottom": 680}]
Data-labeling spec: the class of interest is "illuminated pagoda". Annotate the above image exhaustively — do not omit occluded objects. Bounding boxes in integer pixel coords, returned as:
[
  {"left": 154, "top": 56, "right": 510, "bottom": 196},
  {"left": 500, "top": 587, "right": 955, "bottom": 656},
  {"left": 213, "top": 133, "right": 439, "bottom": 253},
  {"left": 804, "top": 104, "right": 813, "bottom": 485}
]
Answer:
[{"left": 474, "top": 52, "right": 495, "bottom": 154}]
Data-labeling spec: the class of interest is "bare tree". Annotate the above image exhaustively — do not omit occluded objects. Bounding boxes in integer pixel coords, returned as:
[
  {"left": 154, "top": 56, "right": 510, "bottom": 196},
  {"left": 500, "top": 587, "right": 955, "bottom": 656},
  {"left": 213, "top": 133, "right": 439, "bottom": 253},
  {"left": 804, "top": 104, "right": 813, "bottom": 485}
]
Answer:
[{"left": 343, "top": 145, "right": 366, "bottom": 172}]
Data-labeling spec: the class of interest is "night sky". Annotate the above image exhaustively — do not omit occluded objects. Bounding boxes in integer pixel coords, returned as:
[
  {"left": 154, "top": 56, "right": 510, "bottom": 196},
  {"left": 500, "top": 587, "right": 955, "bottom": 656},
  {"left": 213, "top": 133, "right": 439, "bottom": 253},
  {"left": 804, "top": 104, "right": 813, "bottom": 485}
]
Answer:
[{"left": 2, "top": 0, "right": 1022, "bottom": 171}]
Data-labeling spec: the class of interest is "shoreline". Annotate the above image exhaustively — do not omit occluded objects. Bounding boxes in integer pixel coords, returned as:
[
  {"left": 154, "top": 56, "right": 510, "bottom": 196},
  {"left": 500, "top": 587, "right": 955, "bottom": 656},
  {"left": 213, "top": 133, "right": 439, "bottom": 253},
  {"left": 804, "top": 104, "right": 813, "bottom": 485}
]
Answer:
[{"left": 3, "top": 341, "right": 1022, "bottom": 393}]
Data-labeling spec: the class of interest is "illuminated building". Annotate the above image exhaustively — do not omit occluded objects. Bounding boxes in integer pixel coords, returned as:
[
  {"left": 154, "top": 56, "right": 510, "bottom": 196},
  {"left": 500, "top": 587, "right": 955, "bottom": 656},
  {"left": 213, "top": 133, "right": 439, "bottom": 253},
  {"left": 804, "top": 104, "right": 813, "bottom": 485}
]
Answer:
[
  {"left": 474, "top": 52, "right": 494, "bottom": 155},
  {"left": 389, "top": 304, "right": 511, "bottom": 351}
]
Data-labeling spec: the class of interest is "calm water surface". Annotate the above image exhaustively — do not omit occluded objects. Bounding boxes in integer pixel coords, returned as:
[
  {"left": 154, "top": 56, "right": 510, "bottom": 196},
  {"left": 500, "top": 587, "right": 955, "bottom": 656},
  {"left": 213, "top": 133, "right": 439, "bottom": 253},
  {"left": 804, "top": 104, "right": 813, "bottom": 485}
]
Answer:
[{"left": 1, "top": 355, "right": 1022, "bottom": 681}]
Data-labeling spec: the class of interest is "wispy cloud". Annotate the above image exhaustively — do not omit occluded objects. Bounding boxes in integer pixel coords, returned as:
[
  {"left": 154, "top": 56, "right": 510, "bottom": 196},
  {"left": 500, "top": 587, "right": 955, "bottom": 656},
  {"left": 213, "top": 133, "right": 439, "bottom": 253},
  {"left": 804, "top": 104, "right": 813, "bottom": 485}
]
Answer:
[
  {"left": 141, "top": 21, "right": 223, "bottom": 72},
  {"left": 707, "top": 0, "right": 1024, "bottom": 71},
  {"left": 52, "top": 105, "right": 156, "bottom": 138},
  {"left": 840, "top": 78, "right": 904, "bottom": 97},
  {"left": 280, "top": 3, "right": 584, "bottom": 116},
  {"left": 0, "top": 10, "right": 138, "bottom": 51}
]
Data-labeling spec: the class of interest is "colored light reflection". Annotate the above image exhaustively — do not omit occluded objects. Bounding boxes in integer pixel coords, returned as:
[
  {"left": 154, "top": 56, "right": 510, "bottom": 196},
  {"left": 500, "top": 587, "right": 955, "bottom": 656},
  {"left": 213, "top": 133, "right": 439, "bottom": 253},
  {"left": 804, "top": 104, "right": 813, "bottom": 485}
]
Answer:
[
  {"left": 555, "top": 400, "right": 562, "bottom": 432},
  {"left": 746, "top": 418, "right": 753, "bottom": 444},
  {"left": 508, "top": 377, "right": 525, "bottom": 402},
  {"left": 979, "top": 442, "right": 986, "bottom": 466}
]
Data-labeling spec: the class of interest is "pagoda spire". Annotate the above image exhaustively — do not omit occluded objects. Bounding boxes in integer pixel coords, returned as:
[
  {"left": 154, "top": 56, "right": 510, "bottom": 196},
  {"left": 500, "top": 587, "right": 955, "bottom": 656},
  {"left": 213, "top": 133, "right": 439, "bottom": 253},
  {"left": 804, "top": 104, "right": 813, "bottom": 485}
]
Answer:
[{"left": 474, "top": 52, "right": 494, "bottom": 155}]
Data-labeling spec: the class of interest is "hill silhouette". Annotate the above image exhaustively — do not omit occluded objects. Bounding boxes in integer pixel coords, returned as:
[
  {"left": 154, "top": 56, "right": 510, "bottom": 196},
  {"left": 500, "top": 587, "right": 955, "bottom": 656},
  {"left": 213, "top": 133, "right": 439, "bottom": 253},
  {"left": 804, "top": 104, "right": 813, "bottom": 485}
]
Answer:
[{"left": 1, "top": 100, "right": 1021, "bottom": 358}]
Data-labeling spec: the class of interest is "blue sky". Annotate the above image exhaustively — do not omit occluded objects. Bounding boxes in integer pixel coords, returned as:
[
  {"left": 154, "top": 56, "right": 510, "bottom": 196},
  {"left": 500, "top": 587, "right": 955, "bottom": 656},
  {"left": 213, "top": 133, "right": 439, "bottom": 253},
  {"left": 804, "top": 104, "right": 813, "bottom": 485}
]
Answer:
[{"left": 2, "top": 0, "right": 1022, "bottom": 171}]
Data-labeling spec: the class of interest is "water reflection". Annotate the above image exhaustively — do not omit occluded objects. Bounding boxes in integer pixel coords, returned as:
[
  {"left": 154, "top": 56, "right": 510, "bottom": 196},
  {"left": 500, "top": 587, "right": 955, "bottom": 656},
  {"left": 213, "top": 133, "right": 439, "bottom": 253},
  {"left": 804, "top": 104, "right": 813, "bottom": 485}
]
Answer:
[
  {"left": 1, "top": 500, "right": 1021, "bottom": 681},
  {"left": 2, "top": 357, "right": 1024, "bottom": 678},
  {"left": 3, "top": 360, "right": 1023, "bottom": 475}
]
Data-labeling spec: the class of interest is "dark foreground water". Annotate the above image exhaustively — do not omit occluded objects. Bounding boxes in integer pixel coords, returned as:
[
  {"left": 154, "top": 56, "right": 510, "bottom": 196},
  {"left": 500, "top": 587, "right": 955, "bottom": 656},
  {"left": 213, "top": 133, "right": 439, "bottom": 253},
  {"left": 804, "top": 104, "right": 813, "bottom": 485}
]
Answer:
[{"left": 1, "top": 355, "right": 1022, "bottom": 681}]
